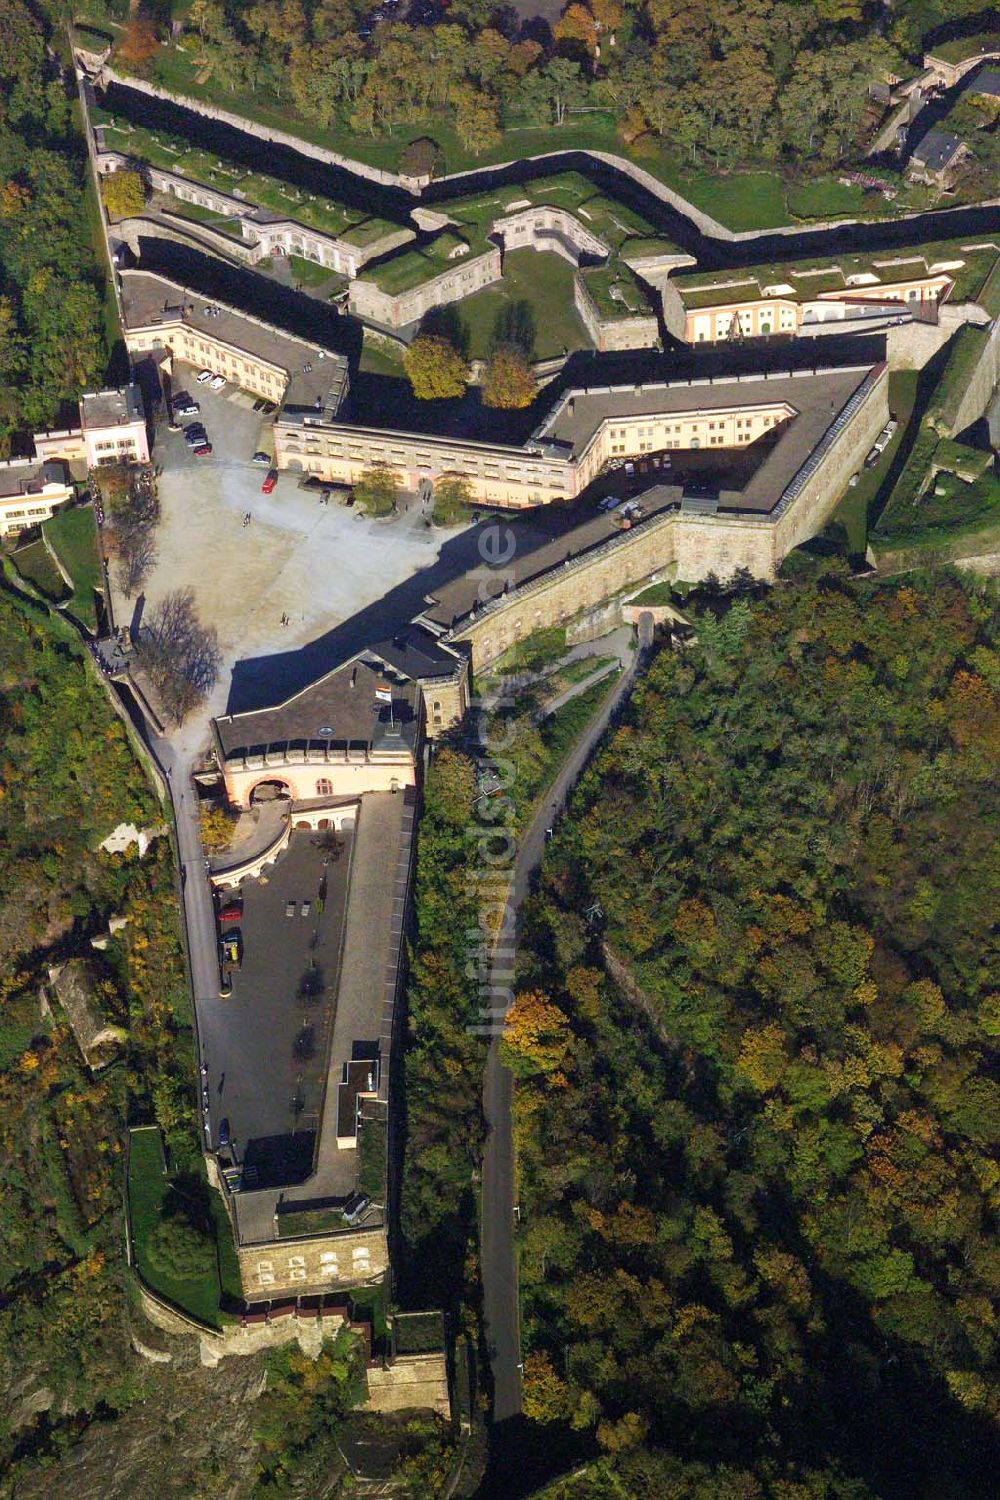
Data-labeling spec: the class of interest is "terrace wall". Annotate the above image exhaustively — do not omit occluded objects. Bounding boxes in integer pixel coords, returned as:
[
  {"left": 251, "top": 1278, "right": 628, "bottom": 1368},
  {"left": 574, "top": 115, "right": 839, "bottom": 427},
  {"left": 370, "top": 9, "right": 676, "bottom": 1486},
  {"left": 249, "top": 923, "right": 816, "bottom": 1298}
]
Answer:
[
  {"left": 347, "top": 245, "right": 502, "bottom": 329},
  {"left": 97, "top": 150, "right": 404, "bottom": 274},
  {"left": 574, "top": 272, "right": 660, "bottom": 352}
]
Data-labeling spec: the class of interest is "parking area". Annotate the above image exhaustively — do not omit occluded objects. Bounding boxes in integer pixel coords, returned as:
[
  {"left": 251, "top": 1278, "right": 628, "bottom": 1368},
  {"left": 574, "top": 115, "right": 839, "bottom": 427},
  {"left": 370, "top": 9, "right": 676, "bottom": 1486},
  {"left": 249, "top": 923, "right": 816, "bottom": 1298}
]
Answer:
[
  {"left": 198, "top": 827, "right": 353, "bottom": 1190},
  {"left": 111, "top": 364, "right": 463, "bottom": 744}
]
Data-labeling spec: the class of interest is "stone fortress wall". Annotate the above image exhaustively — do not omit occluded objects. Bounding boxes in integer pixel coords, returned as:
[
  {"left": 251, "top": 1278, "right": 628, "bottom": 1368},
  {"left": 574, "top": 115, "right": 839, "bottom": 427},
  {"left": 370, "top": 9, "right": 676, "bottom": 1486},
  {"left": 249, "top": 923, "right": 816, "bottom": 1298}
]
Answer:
[
  {"left": 443, "top": 365, "right": 889, "bottom": 669},
  {"left": 574, "top": 272, "right": 661, "bottom": 353},
  {"left": 95, "top": 148, "right": 411, "bottom": 276},
  {"left": 347, "top": 244, "right": 503, "bottom": 329}
]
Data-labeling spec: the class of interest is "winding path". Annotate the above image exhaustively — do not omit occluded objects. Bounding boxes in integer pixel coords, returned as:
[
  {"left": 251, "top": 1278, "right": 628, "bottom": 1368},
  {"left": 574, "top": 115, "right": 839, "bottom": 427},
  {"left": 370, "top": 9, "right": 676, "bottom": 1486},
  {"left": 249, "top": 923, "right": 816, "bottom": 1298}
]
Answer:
[{"left": 481, "top": 615, "right": 653, "bottom": 1421}]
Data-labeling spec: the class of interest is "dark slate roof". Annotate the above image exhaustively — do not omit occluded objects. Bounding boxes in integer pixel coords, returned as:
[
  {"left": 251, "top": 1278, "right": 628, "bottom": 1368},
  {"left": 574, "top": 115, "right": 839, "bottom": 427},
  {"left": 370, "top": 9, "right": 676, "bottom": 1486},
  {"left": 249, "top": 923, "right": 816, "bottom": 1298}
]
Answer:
[
  {"left": 912, "top": 129, "right": 965, "bottom": 172},
  {"left": 968, "top": 68, "right": 1000, "bottom": 98}
]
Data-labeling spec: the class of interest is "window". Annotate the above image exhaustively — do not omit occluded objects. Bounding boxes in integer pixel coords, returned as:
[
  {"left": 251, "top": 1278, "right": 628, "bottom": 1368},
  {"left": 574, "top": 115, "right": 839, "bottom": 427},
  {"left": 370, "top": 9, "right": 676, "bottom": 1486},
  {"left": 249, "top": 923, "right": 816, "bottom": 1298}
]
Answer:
[{"left": 316, "top": 778, "right": 333, "bottom": 796}]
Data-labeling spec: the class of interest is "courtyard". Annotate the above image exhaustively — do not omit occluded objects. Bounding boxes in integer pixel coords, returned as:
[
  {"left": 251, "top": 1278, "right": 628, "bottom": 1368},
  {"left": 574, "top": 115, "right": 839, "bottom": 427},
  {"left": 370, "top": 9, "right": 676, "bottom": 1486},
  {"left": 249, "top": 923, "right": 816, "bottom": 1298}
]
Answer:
[
  {"left": 199, "top": 826, "right": 354, "bottom": 1191},
  {"left": 110, "top": 366, "right": 467, "bottom": 747}
]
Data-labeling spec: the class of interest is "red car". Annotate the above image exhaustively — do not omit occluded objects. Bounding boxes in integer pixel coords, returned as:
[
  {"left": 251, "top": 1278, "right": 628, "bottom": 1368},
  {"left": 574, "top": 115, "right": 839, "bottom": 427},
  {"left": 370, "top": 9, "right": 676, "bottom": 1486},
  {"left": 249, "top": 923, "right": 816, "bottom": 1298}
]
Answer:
[
  {"left": 261, "top": 469, "right": 278, "bottom": 494},
  {"left": 218, "top": 900, "right": 242, "bottom": 923},
  {"left": 193, "top": 442, "right": 213, "bottom": 456}
]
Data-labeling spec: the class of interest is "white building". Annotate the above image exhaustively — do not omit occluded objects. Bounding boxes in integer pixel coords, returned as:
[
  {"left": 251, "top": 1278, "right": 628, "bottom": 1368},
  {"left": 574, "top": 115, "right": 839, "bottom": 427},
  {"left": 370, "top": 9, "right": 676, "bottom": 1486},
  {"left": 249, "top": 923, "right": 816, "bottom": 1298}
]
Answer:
[{"left": 0, "top": 458, "right": 74, "bottom": 538}]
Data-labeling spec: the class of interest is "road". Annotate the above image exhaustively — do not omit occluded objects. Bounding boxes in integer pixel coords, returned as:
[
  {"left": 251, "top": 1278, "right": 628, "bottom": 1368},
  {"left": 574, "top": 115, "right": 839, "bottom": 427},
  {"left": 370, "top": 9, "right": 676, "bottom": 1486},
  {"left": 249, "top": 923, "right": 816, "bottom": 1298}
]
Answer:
[{"left": 480, "top": 615, "right": 653, "bottom": 1422}]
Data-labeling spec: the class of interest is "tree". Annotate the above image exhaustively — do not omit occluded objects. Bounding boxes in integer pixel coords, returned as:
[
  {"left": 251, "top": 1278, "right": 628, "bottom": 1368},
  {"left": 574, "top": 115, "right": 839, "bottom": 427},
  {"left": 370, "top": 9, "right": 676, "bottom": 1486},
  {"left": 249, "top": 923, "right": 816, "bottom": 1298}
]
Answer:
[
  {"left": 541, "top": 58, "right": 588, "bottom": 126},
  {"left": 135, "top": 587, "right": 221, "bottom": 725},
  {"left": 453, "top": 86, "right": 501, "bottom": 155},
  {"left": 100, "top": 169, "right": 146, "bottom": 220},
  {"left": 199, "top": 804, "right": 237, "bottom": 853},
  {"left": 482, "top": 346, "right": 535, "bottom": 410},
  {"left": 403, "top": 334, "right": 469, "bottom": 401},
  {"left": 116, "top": 16, "right": 161, "bottom": 71},
  {"left": 144, "top": 1215, "right": 215, "bottom": 1279},
  {"left": 354, "top": 461, "right": 400, "bottom": 517},
  {"left": 501, "top": 989, "right": 572, "bottom": 1080},
  {"left": 431, "top": 475, "right": 474, "bottom": 526}
]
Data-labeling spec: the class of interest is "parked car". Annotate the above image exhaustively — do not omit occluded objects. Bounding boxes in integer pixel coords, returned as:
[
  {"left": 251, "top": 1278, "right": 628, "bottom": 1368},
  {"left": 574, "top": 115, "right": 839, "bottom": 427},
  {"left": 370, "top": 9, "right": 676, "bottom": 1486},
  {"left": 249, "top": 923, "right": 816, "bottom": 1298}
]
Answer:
[
  {"left": 184, "top": 422, "right": 206, "bottom": 438},
  {"left": 218, "top": 900, "right": 242, "bottom": 923},
  {"left": 196, "top": 369, "right": 213, "bottom": 384},
  {"left": 261, "top": 469, "right": 278, "bottom": 494},
  {"left": 285, "top": 900, "right": 296, "bottom": 917},
  {"left": 209, "top": 375, "right": 227, "bottom": 391},
  {"left": 598, "top": 494, "right": 618, "bottom": 511},
  {"left": 301, "top": 900, "right": 311, "bottom": 918},
  {"left": 193, "top": 442, "right": 213, "bottom": 456},
  {"left": 173, "top": 400, "right": 199, "bottom": 417},
  {"left": 251, "top": 450, "right": 270, "bottom": 465},
  {"left": 218, "top": 1117, "right": 231, "bottom": 1147},
  {"left": 220, "top": 930, "right": 242, "bottom": 966}
]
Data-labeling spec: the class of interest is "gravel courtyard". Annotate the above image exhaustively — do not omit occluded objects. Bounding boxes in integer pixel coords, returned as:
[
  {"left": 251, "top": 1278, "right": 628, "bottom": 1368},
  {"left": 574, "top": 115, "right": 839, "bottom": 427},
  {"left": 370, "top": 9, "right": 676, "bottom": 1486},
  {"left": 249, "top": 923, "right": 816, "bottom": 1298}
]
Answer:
[{"left": 111, "top": 365, "right": 464, "bottom": 749}]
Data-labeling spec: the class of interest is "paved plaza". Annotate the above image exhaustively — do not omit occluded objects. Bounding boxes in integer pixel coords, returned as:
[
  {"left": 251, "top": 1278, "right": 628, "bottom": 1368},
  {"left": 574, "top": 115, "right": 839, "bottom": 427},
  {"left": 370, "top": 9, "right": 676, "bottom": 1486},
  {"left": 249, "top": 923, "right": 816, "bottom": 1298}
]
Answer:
[
  {"left": 110, "top": 365, "right": 466, "bottom": 751},
  {"left": 199, "top": 827, "right": 353, "bottom": 1188}
]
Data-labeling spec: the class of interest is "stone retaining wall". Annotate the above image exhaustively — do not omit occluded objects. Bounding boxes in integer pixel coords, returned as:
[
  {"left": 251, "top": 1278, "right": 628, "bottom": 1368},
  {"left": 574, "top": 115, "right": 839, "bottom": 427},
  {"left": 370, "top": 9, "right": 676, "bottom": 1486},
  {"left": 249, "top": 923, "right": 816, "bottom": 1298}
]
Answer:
[{"left": 93, "top": 69, "right": 1000, "bottom": 247}]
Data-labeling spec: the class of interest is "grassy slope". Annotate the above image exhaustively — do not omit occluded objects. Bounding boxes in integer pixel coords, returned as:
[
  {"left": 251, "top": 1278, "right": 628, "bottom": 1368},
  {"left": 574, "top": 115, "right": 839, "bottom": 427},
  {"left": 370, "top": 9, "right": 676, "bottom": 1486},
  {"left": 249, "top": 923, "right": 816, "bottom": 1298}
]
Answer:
[{"left": 44, "top": 504, "right": 100, "bottom": 631}]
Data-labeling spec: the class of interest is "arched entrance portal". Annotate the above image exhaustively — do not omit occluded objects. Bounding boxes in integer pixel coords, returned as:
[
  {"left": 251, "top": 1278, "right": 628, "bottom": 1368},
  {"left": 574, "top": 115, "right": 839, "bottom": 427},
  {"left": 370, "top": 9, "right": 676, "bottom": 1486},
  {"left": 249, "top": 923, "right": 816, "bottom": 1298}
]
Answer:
[{"left": 249, "top": 778, "right": 292, "bottom": 806}]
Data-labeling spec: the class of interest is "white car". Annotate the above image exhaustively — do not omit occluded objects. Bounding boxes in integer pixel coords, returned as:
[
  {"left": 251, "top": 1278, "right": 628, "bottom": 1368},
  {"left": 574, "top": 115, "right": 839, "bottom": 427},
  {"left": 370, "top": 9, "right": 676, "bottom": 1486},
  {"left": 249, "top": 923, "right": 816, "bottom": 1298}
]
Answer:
[
  {"left": 196, "top": 369, "right": 213, "bottom": 384},
  {"left": 209, "top": 375, "right": 227, "bottom": 391}
]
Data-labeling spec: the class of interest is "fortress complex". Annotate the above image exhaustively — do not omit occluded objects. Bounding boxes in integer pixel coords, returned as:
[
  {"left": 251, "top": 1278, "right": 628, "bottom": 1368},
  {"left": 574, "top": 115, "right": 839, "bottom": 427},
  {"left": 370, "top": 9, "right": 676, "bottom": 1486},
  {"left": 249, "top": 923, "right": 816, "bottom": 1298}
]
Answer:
[
  {"left": 92, "top": 103, "right": 412, "bottom": 277},
  {"left": 119, "top": 272, "right": 888, "bottom": 595},
  {"left": 347, "top": 170, "right": 681, "bottom": 347},
  {"left": 276, "top": 359, "right": 887, "bottom": 523},
  {"left": 664, "top": 239, "right": 1000, "bottom": 345}
]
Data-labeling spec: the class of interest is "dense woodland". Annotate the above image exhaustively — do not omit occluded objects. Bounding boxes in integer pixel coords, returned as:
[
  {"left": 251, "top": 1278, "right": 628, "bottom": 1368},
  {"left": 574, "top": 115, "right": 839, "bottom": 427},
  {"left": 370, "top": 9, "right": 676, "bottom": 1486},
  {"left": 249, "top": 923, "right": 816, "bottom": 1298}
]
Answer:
[
  {"left": 502, "top": 569, "right": 1000, "bottom": 1496},
  {"left": 91, "top": 0, "right": 989, "bottom": 167},
  {"left": 0, "top": 0, "right": 105, "bottom": 454}
]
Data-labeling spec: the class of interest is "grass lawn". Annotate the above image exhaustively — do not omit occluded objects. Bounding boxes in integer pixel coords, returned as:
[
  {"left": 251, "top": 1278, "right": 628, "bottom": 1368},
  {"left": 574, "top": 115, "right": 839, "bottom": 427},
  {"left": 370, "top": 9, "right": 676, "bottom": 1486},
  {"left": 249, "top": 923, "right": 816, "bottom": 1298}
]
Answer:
[
  {"left": 128, "top": 1125, "right": 240, "bottom": 1326},
  {"left": 359, "top": 340, "right": 405, "bottom": 377},
  {"left": 457, "top": 250, "right": 588, "bottom": 361},
  {"left": 668, "top": 169, "right": 789, "bottom": 231},
  {"left": 11, "top": 539, "right": 69, "bottom": 602},
  {"left": 121, "top": 48, "right": 795, "bottom": 231},
  {"left": 628, "top": 580, "right": 675, "bottom": 606},
  {"left": 786, "top": 176, "right": 873, "bottom": 220},
  {"left": 287, "top": 253, "right": 339, "bottom": 289},
  {"left": 44, "top": 505, "right": 101, "bottom": 632},
  {"left": 930, "top": 30, "right": 1000, "bottom": 64},
  {"left": 830, "top": 370, "right": 920, "bottom": 554}
]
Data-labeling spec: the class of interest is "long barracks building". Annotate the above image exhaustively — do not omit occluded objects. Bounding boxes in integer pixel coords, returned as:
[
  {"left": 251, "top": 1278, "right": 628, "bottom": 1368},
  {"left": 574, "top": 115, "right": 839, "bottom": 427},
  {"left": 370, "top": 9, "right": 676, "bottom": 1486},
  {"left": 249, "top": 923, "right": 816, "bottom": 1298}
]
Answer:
[{"left": 119, "top": 271, "right": 889, "bottom": 581}]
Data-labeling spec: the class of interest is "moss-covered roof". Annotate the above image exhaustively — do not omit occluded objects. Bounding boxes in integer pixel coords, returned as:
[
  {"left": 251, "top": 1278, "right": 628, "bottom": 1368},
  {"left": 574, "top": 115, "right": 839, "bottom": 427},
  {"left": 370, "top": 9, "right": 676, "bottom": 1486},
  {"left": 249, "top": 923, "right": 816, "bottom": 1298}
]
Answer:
[
  {"left": 674, "top": 239, "right": 1000, "bottom": 309},
  {"left": 93, "top": 111, "right": 399, "bottom": 246},
  {"left": 578, "top": 263, "right": 653, "bottom": 320}
]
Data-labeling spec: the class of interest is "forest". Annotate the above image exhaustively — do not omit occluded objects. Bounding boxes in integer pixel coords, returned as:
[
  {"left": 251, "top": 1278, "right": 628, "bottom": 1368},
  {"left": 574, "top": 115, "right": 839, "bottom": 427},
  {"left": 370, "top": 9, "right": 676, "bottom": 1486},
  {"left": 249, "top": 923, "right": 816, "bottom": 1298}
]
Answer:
[
  {"left": 502, "top": 567, "right": 1000, "bottom": 1496},
  {"left": 89, "top": 0, "right": 991, "bottom": 176},
  {"left": 0, "top": 0, "right": 106, "bottom": 454}
]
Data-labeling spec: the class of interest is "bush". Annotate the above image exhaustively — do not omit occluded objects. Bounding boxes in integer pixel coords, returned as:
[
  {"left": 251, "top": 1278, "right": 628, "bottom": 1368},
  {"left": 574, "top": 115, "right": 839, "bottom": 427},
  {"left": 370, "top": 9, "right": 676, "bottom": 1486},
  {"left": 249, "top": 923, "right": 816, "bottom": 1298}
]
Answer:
[{"left": 144, "top": 1215, "right": 215, "bottom": 1280}]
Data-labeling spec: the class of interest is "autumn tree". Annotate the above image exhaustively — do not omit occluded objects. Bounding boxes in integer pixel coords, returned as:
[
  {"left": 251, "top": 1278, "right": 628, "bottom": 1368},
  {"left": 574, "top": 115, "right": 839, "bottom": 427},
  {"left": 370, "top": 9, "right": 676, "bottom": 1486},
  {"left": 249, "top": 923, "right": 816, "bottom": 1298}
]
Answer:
[
  {"left": 431, "top": 474, "right": 474, "bottom": 526},
  {"left": 501, "top": 989, "right": 572, "bottom": 1081},
  {"left": 403, "top": 334, "right": 469, "bottom": 401},
  {"left": 116, "top": 16, "right": 161, "bottom": 71},
  {"left": 482, "top": 346, "right": 535, "bottom": 410},
  {"left": 354, "top": 461, "right": 400, "bottom": 517},
  {"left": 100, "top": 169, "right": 146, "bottom": 220}
]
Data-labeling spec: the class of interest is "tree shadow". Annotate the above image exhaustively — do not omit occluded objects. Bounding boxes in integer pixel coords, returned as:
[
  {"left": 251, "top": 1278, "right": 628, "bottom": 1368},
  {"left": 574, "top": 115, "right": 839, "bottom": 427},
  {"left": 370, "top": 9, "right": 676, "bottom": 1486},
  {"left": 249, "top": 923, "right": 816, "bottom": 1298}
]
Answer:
[
  {"left": 420, "top": 304, "right": 470, "bottom": 359},
  {"left": 489, "top": 300, "right": 536, "bottom": 361},
  {"left": 297, "top": 962, "right": 326, "bottom": 1003}
]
